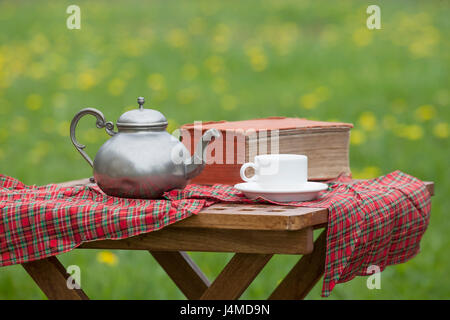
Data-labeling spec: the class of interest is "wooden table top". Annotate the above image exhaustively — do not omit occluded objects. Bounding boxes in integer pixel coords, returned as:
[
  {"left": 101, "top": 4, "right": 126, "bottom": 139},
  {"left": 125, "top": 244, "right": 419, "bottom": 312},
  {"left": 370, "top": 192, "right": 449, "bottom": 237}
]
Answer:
[{"left": 57, "top": 179, "right": 434, "bottom": 232}]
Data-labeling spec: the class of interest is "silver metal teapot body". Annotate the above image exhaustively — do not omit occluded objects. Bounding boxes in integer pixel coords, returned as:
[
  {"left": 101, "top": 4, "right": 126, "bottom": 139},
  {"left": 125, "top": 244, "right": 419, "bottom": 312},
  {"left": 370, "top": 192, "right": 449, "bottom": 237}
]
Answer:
[{"left": 70, "top": 97, "right": 220, "bottom": 199}]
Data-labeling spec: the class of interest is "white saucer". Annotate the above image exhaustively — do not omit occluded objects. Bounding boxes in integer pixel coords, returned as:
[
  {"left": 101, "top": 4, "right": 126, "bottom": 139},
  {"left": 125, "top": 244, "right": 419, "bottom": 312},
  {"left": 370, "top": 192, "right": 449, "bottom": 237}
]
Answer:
[{"left": 234, "top": 182, "right": 329, "bottom": 202}]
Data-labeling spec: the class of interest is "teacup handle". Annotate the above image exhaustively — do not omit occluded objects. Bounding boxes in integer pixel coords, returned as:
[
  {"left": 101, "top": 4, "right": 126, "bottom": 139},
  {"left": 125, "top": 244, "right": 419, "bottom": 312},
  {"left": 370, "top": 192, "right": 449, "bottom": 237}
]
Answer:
[{"left": 240, "top": 162, "right": 259, "bottom": 182}]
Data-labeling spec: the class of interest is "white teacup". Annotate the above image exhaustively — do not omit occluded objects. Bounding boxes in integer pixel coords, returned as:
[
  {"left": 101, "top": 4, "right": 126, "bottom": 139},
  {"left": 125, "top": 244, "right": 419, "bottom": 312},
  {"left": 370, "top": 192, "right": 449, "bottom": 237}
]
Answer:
[{"left": 240, "top": 154, "right": 308, "bottom": 187}]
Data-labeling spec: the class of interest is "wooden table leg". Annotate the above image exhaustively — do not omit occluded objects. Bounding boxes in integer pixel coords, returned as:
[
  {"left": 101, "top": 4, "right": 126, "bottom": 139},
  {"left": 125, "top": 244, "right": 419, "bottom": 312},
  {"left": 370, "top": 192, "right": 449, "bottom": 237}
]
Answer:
[
  {"left": 22, "top": 256, "right": 89, "bottom": 300},
  {"left": 200, "top": 253, "right": 273, "bottom": 300},
  {"left": 150, "top": 251, "right": 210, "bottom": 299},
  {"left": 269, "top": 230, "right": 327, "bottom": 300}
]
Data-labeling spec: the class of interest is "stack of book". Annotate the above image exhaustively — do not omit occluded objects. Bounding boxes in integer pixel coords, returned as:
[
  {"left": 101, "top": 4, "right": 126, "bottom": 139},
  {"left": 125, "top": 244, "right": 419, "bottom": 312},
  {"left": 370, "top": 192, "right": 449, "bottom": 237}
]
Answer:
[{"left": 181, "top": 117, "right": 353, "bottom": 185}]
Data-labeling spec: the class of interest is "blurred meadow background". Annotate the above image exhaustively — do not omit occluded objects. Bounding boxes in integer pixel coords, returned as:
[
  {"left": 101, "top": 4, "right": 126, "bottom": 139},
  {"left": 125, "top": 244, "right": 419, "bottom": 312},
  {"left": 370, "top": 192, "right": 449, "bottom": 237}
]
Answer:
[{"left": 0, "top": 0, "right": 449, "bottom": 299}]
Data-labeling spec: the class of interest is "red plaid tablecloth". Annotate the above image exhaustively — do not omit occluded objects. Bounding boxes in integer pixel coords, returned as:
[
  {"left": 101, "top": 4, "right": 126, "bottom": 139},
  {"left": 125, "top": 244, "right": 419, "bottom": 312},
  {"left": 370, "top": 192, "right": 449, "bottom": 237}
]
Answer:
[{"left": 0, "top": 170, "right": 431, "bottom": 297}]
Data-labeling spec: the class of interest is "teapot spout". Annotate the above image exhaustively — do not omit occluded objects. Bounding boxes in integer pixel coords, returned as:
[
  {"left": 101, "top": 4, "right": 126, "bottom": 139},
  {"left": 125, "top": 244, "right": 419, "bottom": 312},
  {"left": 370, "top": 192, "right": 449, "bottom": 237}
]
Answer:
[{"left": 184, "top": 128, "right": 221, "bottom": 180}]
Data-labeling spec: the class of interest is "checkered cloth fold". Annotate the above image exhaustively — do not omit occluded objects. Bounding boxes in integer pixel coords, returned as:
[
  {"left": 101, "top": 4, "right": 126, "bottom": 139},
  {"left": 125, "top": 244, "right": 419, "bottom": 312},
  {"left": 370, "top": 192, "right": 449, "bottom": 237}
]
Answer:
[{"left": 0, "top": 170, "right": 431, "bottom": 297}]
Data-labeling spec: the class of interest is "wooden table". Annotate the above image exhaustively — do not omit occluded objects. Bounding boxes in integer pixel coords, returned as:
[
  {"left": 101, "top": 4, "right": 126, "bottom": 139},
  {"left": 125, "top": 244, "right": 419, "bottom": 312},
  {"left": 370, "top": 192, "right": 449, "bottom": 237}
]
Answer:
[{"left": 21, "top": 179, "right": 435, "bottom": 300}]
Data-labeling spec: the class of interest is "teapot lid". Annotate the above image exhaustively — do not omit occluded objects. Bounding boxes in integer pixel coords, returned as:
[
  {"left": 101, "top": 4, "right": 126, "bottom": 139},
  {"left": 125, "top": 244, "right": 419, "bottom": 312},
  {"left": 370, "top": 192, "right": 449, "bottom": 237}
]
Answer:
[{"left": 116, "top": 97, "right": 168, "bottom": 130}]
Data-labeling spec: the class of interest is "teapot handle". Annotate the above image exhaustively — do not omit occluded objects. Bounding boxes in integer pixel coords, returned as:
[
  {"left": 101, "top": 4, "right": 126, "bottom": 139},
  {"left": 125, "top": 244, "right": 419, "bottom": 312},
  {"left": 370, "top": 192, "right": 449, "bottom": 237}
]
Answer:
[{"left": 70, "top": 108, "right": 116, "bottom": 168}]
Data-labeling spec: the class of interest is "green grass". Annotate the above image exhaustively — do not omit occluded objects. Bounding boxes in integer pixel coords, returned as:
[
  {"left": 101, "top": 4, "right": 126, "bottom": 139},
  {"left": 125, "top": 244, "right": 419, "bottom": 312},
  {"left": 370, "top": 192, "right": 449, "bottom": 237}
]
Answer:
[{"left": 0, "top": 0, "right": 449, "bottom": 299}]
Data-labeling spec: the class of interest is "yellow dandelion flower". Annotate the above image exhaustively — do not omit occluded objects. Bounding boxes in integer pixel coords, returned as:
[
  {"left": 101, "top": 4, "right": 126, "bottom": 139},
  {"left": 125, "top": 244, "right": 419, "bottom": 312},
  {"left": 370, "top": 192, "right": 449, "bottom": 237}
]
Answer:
[
  {"left": 29, "top": 141, "right": 50, "bottom": 165},
  {"left": 11, "top": 116, "right": 29, "bottom": 133},
  {"left": 29, "top": 34, "right": 49, "bottom": 54},
  {"left": 108, "top": 78, "right": 125, "bottom": 96},
  {"left": 147, "top": 73, "right": 165, "bottom": 91},
  {"left": 433, "top": 122, "right": 448, "bottom": 139},
  {"left": 409, "top": 41, "right": 429, "bottom": 58},
  {"left": 298, "top": 87, "right": 329, "bottom": 110},
  {"left": 204, "top": 55, "right": 225, "bottom": 74},
  {"left": 314, "top": 86, "right": 330, "bottom": 100},
  {"left": 352, "top": 166, "right": 381, "bottom": 179},
  {"left": 245, "top": 46, "right": 267, "bottom": 72},
  {"left": 77, "top": 71, "right": 96, "bottom": 90},
  {"left": 358, "top": 112, "right": 377, "bottom": 131},
  {"left": 0, "top": 77, "right": 9, "bottom": 89},
  {"left": 299, "top": 93, "right": 319, "bottom": 110},
  {"left": 26, "top": 94, "right": 43, "bottom": 111},
  {"left": 45, "top": 53, "right": 66, "bottom": 72},
  {"left": 352, "top": 28, "right": 373, "bottom": 47},
  {"left": 414, "top": 104, "right": 435, "bottom": 121},
  {"left": 97, "top": 251, "right": 118, "bottom": 266},
  {"left": 81, "top": 128, "right": 101, "bottom": 144},
  {"left": 0, "top": 127, "right": 8, "bottom": 143},
  {"left": 212, "top": 77, "right": 228, "bottom": 94},
  {"left": 121, "top": 39, "right": 147, "bottom": 57},
  {"left": 166, "top": 29, "right": 188, "bottom": 48},
  {"left": 182, "top": 64, "right": 198, "bottom": 81},
  {"left": 350, "top": 129, "right": 366, "bottom": 145},
  {"left": 396, "top": 124, "right": 424, "bottom": 140},
  {"left": 177, "top": 87, "right": 198, "bottom": 105},
  {"left": 166, "top": 118, "right": 180, "bottom": 134},
  {"left": 122, "top": 105, "right": 136, "bottom": 113},
  {"left": 188, "top": 17, "right": 206, "bottom": 35},
  {"left": 221, "top": 95, "right": 237, "bottom": 111},
  {"left": 365, "top": 167, "right": 381, "bottom": 179},
  {"left": 270, "top": 22, "right": 300, "bottom": 56},
  {"left": 406, "top": 125, "right": 424, "bottom": 140},
  {"left": 9, "top": 52, "right": 26, "bottom": 76},
  {"left": 52, "top": 93, "right": 67, "bottom": 109},
  {"left": 408, "top": 26, "right": 440, "bottom": 58},
  {"left": 57, "top": 121, "right": 70, "bottom": 137},
  {"left": 212, "top": 24, "right": 231, "bottom": 52},
  {"left": 117, "top": 63, "right": 137, "bottom": 81},
  {"left": 250, "top": 54, "right": 267, "bottom": 72}
]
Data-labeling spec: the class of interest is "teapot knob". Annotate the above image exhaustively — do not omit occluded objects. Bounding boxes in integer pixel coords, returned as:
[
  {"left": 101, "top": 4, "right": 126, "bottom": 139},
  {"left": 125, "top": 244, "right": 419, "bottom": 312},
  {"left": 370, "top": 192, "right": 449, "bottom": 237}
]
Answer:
[{"left": 137, "top": 96, "right": 145, "bottom": 110}]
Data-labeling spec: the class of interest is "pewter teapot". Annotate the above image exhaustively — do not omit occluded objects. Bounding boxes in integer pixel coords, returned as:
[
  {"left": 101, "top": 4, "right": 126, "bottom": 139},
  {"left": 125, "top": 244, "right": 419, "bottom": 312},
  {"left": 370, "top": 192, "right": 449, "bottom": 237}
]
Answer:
[{"left": 70, "top": 97, "right": 220, "bottom": 199}]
